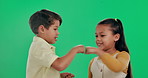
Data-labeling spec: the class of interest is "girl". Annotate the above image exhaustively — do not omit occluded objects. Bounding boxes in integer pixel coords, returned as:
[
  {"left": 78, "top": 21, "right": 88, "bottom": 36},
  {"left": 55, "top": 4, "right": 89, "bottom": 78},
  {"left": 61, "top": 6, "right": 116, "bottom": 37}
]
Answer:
[{"left": 86, "top": 18, "right": 133, "bottom": 78}]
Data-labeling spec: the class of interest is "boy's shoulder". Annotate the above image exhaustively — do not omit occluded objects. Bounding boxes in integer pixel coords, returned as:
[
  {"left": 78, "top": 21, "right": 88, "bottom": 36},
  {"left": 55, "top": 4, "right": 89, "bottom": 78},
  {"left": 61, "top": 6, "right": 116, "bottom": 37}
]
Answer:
[
  {"left": 31, "top": 36, "right": 55, "bottom": 50},
  {"left": 29, "top": 36, "right": 56, "bottom": 56}
]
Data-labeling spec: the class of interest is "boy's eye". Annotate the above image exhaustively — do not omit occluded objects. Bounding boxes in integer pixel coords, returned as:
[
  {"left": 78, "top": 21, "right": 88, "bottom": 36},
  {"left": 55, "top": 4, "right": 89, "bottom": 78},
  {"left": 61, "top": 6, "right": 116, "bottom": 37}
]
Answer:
[
  {"left": 95, "top": 35, "right": 98, "bottom": 37},
  {"left": 54, "top": 29, "right": 57, "bottom": 30}
]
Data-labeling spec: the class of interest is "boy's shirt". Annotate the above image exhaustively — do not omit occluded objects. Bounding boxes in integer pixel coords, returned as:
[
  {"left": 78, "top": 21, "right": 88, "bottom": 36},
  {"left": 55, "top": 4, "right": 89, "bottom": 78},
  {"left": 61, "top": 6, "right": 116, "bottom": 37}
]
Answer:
[{"left": 26, "top": 36, "right": 60, "bottom": 78}]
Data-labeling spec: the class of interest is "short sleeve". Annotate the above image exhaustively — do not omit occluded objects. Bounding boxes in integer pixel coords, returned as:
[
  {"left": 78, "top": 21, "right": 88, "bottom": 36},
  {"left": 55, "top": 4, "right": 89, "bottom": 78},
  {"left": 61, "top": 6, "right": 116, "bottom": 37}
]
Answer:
[{"left": 33, "top": 45, "right": 59, "bottom": 68}]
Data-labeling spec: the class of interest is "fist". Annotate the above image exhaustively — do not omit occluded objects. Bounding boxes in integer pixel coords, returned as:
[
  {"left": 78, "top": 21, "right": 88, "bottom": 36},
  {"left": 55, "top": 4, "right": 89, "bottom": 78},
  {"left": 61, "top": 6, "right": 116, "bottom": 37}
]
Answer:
[
  {"left": 85, "top": 47, "right": 104, "bottom": 56},
  {"left": 85, "top": 47, "right": 98, "bottom": 54},
  {"left": 72, "top": 45, "right": 85, "bottom": 53},
  {"left": 60, "top": 73, "right": 75, "bottom": 78}
]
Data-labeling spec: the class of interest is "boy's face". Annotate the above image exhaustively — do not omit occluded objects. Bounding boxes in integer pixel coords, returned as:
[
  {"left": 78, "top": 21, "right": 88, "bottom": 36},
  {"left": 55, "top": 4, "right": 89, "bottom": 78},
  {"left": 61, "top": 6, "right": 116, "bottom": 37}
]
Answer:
[{"left": 38, "top": 20, "right": 60, "bottom": 44}]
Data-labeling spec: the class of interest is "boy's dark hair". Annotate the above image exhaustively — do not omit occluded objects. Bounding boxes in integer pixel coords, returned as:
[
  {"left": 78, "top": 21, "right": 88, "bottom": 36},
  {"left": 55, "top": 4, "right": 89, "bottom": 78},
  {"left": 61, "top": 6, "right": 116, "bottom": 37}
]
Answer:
[
  {"left": 29, "top": 9, "right": 62, "bottom": 34},
  {"left": 98, "top": 18, "right": 133, "bottom": 78}
]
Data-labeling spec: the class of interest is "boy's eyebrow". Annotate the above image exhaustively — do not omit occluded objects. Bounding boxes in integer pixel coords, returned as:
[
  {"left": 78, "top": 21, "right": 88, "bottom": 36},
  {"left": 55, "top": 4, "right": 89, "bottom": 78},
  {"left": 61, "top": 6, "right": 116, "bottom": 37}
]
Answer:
[{"left": 54, "top": 26, "right": 59, "bottom": 28}]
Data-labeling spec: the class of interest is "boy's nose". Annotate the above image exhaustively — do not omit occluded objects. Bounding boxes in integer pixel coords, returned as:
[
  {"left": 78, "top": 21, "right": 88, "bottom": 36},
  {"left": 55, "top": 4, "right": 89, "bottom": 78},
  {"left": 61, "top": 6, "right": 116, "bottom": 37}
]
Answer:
[{"left": 57, "top": 31, "right": 60, "bottom": 35}]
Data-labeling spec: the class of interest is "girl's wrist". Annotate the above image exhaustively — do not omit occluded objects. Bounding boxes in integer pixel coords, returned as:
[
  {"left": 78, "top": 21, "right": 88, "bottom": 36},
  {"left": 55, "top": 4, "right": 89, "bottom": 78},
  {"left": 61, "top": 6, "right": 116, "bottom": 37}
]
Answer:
[{"left": 96, "top": 50, "right": 104, "bottom": 56}]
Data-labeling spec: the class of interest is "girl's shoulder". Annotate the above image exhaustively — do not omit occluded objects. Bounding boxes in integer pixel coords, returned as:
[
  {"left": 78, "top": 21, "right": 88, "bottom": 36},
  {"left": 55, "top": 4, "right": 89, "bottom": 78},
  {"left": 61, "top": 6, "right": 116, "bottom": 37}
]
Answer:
[{"left": 117, "top": 51, "right": 130, "bottom": 59}]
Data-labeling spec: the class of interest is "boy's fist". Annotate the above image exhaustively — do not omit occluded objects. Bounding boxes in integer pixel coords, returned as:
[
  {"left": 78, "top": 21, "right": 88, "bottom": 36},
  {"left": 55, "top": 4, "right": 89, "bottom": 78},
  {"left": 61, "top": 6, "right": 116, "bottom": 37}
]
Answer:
[
  {"left": 72, "top": 45, "right": 85, "bottom": 53},
  {"left": 60, "top": 72, "right": 75, "bottom": 78}
]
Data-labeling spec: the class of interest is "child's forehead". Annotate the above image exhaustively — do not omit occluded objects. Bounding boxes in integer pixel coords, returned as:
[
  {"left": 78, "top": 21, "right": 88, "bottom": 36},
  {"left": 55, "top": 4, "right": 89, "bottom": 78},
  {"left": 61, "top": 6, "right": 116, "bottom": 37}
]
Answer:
[
  {"left": 96, "top": 25, "right": 111, "bottom": 31},
  {"left": 96, "top": 25, "right": 112, "bottom": 34},
  {"left": 52, "top": 25, "right": 59, "bottom": 27},
  {"left": 50, "top": 20, "right": 60, "bottom": 27}
]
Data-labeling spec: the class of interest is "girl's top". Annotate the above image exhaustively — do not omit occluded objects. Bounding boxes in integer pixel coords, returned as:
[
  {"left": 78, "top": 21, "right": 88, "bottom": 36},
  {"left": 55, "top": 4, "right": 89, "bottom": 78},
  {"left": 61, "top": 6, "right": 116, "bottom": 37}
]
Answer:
[{"left": 89, "top": 51, "right": 130, "bottom": 78}]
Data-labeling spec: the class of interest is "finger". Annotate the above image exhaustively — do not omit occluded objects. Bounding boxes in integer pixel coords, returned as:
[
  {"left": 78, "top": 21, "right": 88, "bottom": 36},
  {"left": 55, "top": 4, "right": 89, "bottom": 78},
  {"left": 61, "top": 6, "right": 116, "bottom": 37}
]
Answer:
[
  {"left": 65, "top": 75, "right": 69, "bottom": 78},
  {"left": 83, "top": 46, "right": 86, "bottom": 51},
  {"left": 85, "top": 52, "right": 95, "bottom": 54},
  {"left": 76, "top": 45, "right": 84, "bottom": 47},
  {"left": 70, "top": 74, "right": 75, "bottom": 77},
  {"left": 65, "top": 75, "right": 71, "bottom": 78},
  {"left": 68, "top": 75, "right": 72, "bottom": 78}
]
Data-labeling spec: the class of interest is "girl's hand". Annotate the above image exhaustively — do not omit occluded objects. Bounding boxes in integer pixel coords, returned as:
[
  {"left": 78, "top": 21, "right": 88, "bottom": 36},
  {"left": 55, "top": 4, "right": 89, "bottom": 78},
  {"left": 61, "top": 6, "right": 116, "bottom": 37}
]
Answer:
[
  {"left": 85, "top": 47, "right": 104, "bottom": 56},
  {"left": 60, "top": 72, "right": 75, "bottom": 78}
]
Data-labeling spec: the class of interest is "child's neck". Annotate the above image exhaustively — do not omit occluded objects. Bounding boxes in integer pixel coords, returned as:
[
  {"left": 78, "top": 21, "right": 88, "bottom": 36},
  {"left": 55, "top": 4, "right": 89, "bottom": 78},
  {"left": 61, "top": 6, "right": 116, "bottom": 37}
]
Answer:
[{"left": 105, "top": 48, "right": 117, "bottom": 54}]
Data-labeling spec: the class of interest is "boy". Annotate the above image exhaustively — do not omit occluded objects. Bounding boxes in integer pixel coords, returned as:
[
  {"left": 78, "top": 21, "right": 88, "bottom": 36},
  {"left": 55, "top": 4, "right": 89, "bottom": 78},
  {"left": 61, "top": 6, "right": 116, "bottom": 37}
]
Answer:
[{"left": 26, "top": 9, "right": 84, "bottom": 78}]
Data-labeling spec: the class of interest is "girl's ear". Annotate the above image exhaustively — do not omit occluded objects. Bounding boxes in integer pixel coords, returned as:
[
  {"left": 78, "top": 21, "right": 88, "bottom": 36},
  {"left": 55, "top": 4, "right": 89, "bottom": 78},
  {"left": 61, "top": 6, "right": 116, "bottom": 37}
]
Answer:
[
  {"left": 38, "top": 25, "right": 45, "bottom": 34},
  {"left": 114, "top": 33, "right": 120, "bottom": 42}
]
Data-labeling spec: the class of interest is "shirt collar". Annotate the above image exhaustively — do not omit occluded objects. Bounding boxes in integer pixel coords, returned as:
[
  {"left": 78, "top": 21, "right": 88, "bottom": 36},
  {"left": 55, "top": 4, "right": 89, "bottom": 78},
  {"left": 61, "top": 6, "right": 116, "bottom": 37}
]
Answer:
[{"left": 33, "top": 36, "right": 55, "bottom": 50}]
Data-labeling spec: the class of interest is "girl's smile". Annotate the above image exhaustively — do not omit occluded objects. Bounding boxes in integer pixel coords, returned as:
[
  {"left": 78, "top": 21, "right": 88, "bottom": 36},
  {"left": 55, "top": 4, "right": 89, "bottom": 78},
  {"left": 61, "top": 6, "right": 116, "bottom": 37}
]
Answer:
[{"left": 95, "top": 24, "right": 117, "bottom": 51}]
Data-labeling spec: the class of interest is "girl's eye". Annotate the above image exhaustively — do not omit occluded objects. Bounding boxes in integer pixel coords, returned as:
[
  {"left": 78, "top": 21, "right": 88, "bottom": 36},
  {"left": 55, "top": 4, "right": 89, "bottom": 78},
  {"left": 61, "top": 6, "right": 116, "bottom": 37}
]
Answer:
[
  {"left": 101, "top": 35, "right": 105, "bottom": 37},
  {"left": 54, "top": 29, "right": 57, "bottom": 30},
  {"left": 95, "top": 35, "right": 98, "bottom": 37}
]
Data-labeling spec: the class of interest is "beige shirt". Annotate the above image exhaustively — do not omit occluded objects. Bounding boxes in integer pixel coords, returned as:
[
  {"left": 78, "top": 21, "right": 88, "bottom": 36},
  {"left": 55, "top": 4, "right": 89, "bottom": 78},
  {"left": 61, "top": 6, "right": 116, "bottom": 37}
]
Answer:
[{"left": 26, "top": 36, "right": 60, "bottom": 78}]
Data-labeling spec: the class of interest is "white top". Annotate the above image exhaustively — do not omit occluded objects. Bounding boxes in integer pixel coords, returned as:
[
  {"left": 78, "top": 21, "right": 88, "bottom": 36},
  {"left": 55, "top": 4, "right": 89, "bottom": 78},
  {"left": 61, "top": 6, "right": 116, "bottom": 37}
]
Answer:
[
  {"left": 26, "top": 36, "right": 60, "bottom": 78},
  {"left": 91, "top": 53, "right": 127, "bottom": 78}
]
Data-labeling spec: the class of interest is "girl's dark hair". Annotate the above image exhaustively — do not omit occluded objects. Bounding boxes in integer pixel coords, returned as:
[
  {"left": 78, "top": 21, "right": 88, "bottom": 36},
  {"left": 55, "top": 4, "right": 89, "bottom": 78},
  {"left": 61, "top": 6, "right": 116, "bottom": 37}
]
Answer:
[
  {"left": 98, "top": 18, "right": 133, "bottom": 78},
  {"left": 29, "top": 9, "right": 62, "bottom": 34}
]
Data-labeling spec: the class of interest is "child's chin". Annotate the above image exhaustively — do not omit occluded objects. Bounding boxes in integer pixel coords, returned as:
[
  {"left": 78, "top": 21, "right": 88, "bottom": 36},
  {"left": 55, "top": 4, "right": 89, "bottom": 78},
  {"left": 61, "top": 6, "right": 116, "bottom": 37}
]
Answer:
[
  {"left": 51, "top": 41, "right": 56, "bottom": 44},
  {"left": 48, "top": 41, "right": 56, "bottom": 44},
  {"left": 98, "top": 47, "right": 104, "bottom": 50}
]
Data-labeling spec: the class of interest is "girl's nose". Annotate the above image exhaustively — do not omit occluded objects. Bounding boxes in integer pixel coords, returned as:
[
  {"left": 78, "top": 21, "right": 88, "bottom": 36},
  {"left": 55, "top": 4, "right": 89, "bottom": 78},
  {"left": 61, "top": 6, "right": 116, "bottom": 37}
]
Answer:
[{"left": 96, "top": 37, "right": 101, "bottom": 41}]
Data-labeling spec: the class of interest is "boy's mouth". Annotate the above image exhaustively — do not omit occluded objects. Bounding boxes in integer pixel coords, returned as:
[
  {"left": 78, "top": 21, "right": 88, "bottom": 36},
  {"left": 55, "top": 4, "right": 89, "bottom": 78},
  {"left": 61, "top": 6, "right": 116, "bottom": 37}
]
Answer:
[{"left": 55, "top": 36, "right": 58, "bottom": 41}]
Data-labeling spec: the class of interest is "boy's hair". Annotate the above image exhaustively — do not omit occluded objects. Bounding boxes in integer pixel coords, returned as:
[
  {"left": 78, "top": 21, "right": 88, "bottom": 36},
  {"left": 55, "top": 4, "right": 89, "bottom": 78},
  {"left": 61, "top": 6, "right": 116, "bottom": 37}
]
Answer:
[
  {"left": 98, "top": 18, "right": 133, "bottom": 78},
  {"left": 29, "top": 9, "right": 62, "bottom": 34}
]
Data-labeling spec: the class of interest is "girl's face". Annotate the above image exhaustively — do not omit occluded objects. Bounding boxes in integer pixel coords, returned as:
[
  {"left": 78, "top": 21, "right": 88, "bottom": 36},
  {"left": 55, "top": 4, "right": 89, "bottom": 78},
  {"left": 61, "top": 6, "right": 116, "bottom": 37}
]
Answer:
[{"left": 95, "top": 24, "right": 119, "bottom": 51}]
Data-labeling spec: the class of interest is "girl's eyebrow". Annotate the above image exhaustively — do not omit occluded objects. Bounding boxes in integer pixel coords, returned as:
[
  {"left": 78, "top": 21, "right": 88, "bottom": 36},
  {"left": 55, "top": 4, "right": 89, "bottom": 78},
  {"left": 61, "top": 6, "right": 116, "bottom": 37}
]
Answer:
[
  {"left": 100, "top": 32, "right": 104, "bottom": 34},
  {"left": 95, "top": 32, "right": 104, "bottom": 34}
]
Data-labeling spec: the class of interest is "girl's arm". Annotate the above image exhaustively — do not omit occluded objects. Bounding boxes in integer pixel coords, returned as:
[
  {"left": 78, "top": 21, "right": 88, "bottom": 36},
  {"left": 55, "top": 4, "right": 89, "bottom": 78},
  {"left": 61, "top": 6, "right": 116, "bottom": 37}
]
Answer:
[
  {"left": 86, "top": 47, "right": 130, "bottom": 72},
  {"left": 100, "top": 51, "right": 130, "bottom": 72}
]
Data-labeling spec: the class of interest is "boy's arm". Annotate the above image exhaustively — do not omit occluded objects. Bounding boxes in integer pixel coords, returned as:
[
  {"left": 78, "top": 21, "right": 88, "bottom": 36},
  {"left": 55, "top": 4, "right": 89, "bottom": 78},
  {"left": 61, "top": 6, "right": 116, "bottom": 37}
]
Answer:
[{"left": 51, "top": 45, "right": 84, "bottom": 71}]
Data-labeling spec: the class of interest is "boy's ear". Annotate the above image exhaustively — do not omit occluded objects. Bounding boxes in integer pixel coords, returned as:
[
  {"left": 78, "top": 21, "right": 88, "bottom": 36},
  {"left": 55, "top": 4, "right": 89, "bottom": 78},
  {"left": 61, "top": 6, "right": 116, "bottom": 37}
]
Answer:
[
  {"left": 114, "top": 33, "right": 120, "bottom": 42},
  {"left": 38, "top": 25, "right": 45, "bottom": 33}
]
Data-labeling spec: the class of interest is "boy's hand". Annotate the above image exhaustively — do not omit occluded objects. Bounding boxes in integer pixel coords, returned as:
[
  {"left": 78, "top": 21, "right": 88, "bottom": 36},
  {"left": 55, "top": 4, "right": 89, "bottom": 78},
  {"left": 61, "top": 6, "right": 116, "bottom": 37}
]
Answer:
[
  {"left": 72, "top": 45, "right": 85, "bottom": 53},
  {"left": 60, "top": 72, "right": 75, "bottom": 78},
  {"left": 85, "top": 47, "right": 104, "bottom": 56}
]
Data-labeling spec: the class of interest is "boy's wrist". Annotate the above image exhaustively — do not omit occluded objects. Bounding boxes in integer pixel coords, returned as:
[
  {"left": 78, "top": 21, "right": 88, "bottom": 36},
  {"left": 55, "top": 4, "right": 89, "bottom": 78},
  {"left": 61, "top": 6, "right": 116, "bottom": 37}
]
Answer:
[{"left": 70, "top": 48, "right": 78, "bottom": 54}]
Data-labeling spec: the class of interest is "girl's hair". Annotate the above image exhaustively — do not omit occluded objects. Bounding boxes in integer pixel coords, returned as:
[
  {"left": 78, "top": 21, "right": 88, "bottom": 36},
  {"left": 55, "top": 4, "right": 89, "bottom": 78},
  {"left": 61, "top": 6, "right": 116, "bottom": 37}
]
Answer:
[{"left": 98, "top": 18, "right": 133, "bottom": 78}]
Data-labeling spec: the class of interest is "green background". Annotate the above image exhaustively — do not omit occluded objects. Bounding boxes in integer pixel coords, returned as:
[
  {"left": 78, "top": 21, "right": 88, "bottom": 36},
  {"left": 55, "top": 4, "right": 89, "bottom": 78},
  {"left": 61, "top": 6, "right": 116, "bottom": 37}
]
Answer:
[{"left": 0, "top": 0, "right": 147, "bottom": 78}]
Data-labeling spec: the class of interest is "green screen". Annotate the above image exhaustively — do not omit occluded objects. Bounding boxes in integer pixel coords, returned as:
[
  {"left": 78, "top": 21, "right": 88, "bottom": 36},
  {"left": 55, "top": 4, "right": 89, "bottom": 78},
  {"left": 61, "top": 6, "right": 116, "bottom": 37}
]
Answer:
[{"left": 0, "top": 0, "right": 147, "bottom": 78}]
